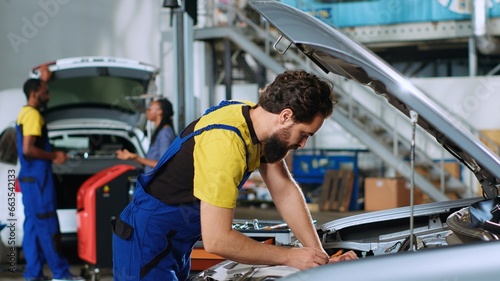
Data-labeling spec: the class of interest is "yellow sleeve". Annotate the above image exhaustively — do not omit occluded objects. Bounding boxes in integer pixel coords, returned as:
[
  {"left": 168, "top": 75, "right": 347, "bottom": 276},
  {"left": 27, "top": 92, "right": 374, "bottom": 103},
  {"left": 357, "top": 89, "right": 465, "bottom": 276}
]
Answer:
[
  {"left": 17, "top": 107, "right": 43, "bottom": 137},
  {"left": 193, "top": 129, "right": 247, "bottom": 209}
]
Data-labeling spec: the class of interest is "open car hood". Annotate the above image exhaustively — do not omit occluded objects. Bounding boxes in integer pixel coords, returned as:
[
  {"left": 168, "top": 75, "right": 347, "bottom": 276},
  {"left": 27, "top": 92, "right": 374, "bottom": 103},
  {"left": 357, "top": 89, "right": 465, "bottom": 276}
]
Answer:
[
  {"left": 250, "top": 1, "right": 500, "bottom": 198},
  {"left": 30, "top": 57, "right": 159, "bottom": 126}
]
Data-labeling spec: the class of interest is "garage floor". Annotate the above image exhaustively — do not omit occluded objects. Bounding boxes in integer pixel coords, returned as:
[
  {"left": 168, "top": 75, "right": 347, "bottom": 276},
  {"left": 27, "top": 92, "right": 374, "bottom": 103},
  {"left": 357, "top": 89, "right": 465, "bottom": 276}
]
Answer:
[{"left": 0, "top": 206, "right": 360, "bottom": 280}]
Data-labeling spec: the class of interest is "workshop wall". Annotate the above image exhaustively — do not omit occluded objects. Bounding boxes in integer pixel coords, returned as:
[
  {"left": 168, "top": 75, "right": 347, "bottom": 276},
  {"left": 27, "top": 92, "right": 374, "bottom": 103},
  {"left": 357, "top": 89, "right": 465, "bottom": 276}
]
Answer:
[
  {"left": 0, "top": 0, "right": 162, "bottom": 91},
  {"left": 3, "top": 1, "right": 500, "bottom": 154}
]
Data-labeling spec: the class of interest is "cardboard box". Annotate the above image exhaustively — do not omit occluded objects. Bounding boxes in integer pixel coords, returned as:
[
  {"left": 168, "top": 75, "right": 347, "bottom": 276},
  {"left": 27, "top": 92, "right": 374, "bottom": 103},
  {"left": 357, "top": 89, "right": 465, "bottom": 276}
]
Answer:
[
  {"left": 365, "top": 178, "right": 421, "bottom": 211},
  {"left": 479, "top": 129, "right": 500, "bottom": 153},
  {"left": 403, "top": 162, "right": 461, "bottom": 203},
  {"left": 442, "top": 162, "right": 461, "bottom": 179},
  {"left": 411, "top": 162, "right": 461, "bottom": 181}
]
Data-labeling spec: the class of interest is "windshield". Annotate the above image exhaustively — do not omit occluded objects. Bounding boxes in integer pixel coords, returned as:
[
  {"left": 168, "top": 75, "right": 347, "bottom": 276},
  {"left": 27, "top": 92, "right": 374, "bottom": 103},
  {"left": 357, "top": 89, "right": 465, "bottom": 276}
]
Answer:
[{"left": 51, "top": 133, "right": 139, "bottom": 159}]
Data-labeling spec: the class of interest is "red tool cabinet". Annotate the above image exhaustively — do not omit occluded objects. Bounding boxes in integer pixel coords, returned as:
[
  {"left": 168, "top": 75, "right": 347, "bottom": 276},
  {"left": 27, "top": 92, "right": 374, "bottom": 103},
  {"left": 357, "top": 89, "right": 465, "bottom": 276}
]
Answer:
[{"left": 77, "top": 164, "right": 140, "bottom": 268}]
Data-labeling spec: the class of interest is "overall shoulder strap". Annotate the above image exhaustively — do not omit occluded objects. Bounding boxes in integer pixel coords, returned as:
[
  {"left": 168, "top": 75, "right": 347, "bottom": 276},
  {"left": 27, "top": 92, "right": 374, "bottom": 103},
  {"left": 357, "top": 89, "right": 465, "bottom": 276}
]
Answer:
[
  {"left": 203, "top": 100, "right": 245, "bottom": 115},
  {"left": 138, "top": 101, "right": 250, "bottom": 188}
]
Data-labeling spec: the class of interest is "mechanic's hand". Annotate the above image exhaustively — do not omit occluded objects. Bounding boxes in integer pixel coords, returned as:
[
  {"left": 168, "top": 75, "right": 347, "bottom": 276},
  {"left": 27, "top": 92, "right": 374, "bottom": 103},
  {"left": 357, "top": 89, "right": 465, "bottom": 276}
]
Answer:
[
  {"left": 52, "top": 151, "right": 67, "bottom": 164},
  {"left": 286, "top": 247, "right": 329, "bottom": 270},
  {"left": 116, "top": 149, "right": 137, "bottom": 160},
  {"left": 329, "top": 250, "right": 358, "bottom": 263},
  {"left": 40, "top": 63, "right": 52, "bottom": 82}
]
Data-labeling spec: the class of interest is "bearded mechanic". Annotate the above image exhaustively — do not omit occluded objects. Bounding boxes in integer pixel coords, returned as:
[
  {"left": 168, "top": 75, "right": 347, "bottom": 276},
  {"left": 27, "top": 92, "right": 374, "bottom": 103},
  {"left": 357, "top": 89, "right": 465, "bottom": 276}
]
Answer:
[
  {"left": 112, "top": 69, "right": 358, "bottom": 281},
  {"left": 17, "top": 65, "right": 84, "bottom": 281}
]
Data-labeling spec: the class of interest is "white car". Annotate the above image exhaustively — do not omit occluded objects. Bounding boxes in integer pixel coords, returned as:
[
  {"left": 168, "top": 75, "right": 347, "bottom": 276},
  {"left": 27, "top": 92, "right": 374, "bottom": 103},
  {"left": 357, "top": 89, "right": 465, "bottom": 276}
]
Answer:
[{"left": 0, "top": 57, "right": 159, "bottom": 258}]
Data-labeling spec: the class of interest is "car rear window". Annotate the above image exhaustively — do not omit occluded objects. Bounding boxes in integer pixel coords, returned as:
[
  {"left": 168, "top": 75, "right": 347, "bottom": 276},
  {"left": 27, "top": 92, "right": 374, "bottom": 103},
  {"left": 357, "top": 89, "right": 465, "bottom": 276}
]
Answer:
[
  {"left": 51, "top": 133, "right": 137, "bottom": 159},
  {"left": 47, "top": 76, "right": 147, "bottom": 112}
]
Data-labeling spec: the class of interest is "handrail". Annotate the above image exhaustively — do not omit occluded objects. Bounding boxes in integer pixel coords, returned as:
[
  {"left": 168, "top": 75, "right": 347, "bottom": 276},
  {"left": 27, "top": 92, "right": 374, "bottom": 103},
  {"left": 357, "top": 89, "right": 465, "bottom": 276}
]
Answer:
[{"left": 197, "top": 1, "right": 496, "bottom": 197}]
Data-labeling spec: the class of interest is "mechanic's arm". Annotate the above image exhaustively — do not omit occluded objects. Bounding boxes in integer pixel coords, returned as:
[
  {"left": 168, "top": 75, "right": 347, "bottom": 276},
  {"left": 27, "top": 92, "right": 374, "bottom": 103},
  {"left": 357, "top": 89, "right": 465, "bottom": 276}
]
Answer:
[
  {"left": 23, "top": 135, "right": 67, "bottom": 164},
  {"left": 261, "top": 160, "right": 358, "bottom": 263},
  {"left": 39, "top": 63, "right": 52, "bottom": 82},
  {"left": 201, "top": 201, "right": 329, "bottom": 270},
  {"left": 260, "top": 160, "right": 324, "bottom": 250}
]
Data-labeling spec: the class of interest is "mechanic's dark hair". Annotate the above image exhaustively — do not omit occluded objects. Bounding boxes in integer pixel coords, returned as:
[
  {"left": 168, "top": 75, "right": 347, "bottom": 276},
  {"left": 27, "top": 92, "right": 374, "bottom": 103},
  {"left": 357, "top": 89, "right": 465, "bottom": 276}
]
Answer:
[
  {"left": 23, "top": 78, "right": 43, "bottom": 100},
  {"left": 151, "top": 98, "right": 175, "bottom": 145},
  {"left": 257, "top": 70, "right": 337, "bottom": 123}
]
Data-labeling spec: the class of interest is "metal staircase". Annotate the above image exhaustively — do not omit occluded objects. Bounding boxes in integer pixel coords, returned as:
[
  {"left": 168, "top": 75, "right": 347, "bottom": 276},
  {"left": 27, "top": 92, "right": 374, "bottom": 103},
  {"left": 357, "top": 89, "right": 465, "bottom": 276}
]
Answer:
[{"left": 193, "top": 1, "right": 499, "bottom": 202}]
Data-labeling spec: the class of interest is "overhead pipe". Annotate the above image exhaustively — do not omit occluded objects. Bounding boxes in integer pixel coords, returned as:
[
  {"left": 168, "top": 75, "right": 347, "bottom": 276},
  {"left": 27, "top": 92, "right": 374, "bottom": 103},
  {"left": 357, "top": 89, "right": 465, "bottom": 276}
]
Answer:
[{"left": 472, "top": 0, "right": 500, "bottom": 54}]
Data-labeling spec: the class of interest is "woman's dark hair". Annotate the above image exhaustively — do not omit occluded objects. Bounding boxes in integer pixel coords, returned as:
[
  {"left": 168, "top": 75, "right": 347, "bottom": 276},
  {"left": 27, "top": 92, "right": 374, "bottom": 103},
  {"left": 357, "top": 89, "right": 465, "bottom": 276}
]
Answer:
[
  {"left": 257, "top": 70, "right": 337, "bottom": 123},
  {"left": 23, "top": 78, "right": 43, "bottom": 100},
  {"left": 151, "top": 98, "right": 175, "bottom": 145}
]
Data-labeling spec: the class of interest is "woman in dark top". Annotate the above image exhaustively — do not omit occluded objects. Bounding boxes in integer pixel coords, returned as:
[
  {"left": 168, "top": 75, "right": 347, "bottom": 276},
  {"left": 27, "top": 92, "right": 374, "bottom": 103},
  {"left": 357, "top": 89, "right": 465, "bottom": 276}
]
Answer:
[{"left": 116, "top": 98, "right": 176, "bottom": 172}]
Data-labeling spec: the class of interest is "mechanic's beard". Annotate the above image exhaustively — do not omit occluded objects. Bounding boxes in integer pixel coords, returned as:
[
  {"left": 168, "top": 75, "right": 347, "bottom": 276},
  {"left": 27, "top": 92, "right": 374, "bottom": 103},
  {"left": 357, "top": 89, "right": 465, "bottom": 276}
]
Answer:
[
  {"left": 38, "top": 96, "right": 48, "bottom": 110},
  {"left": 264, "top": 127, "right": 292, "bottom": 163}
]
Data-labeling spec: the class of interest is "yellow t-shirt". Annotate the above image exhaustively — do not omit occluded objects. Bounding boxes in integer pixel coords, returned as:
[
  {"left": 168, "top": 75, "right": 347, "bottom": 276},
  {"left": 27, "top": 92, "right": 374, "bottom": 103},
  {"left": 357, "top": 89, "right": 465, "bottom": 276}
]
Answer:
[
  {"left": 17, "top": 106, "right": 44, "bottom": 137},
  {"left": 192, "top": 102, "right": 262, "bottom": 208},
  {"left": 146, "top": 101, "right": 262, "bottom": 209}
]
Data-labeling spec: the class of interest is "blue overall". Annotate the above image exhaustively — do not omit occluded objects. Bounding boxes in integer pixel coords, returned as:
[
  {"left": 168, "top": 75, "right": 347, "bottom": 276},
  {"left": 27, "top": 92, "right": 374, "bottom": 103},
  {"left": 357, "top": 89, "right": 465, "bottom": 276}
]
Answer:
[
  {"left": 16, "top": 124, "right": 72, "bottom": 280},
  {"left": 112, "top": 101, "right": 252, "bottom": 281}
]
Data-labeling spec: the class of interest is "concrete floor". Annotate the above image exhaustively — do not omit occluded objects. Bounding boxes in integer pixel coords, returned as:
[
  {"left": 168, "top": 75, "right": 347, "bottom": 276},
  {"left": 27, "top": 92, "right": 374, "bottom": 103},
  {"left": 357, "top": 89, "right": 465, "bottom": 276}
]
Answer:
[{"left": 0, "top": 206, "right": 360, "bottom": 280}]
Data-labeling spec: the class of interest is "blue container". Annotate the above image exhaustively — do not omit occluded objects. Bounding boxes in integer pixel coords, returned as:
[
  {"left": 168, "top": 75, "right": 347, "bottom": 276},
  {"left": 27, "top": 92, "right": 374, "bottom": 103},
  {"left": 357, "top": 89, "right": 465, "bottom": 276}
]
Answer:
[
  {"left": 280, "top": 0, "right": 500, "bottom": 28},
  {"left": 292, "top": 153, "right": 356, "bottom": 184}
]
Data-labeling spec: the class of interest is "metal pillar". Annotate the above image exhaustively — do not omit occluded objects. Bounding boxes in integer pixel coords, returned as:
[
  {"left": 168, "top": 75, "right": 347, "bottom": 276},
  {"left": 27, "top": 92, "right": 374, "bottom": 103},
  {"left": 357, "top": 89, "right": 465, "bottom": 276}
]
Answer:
[
  {"left": 469, "top": 37, "right": 478, "bottom": 77},
  {"left": 224, "top": 39, "right": 232, "bottom": 100},
  {"left": 175, "top": 4, "right": 186, "bottom": 130}
]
